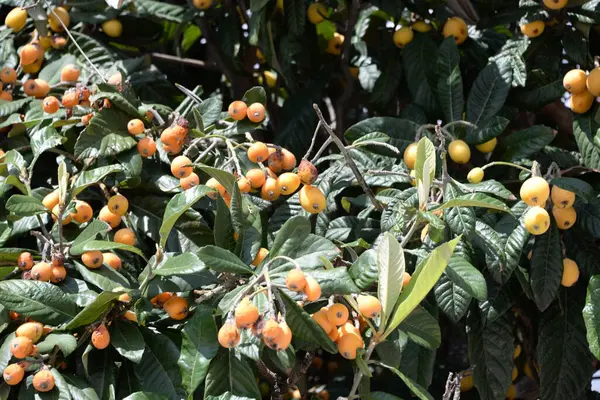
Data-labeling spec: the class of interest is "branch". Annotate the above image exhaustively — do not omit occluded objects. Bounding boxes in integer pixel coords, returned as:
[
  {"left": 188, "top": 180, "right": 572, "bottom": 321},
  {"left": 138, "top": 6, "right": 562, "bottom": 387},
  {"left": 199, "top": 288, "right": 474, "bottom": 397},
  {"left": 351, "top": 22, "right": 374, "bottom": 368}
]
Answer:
[
  {"left": 313, "top": 104, "right": 384, "bottom": 211},
  {"left": 150, "top": 53, "right": 217, "bottom": 70}
]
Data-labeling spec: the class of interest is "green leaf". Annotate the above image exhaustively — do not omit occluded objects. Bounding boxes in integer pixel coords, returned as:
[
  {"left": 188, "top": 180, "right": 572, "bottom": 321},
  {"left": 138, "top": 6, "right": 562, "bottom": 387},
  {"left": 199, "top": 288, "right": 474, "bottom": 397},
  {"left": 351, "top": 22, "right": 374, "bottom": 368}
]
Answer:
[
  {"left": 583, "top": 275, "right": 600, "bottom": 359},
  {"left": 414, "top": 137, "right": 436, "bottom": 210},
  {"left": 0, "top": 98, "right": 32, "bottom": 118},
  {"left": 134, "top": 0, "right": 186, "bottom": 22},
  {"left": 36, "top": 334, "right": 78, "bottom": 357},
  {"left": 70, "top": 220, "right": 110, "bottom": 250},
  {"left": 196, "top": 97, "right": 223, "bottom": 127},
  {"left": 112, "top": 321, "right": 145, "bottom": 363},
  {"left": 285, "top": 0, "right": 305, "bottom": 36},
  {"left": 348, "top": 249, "right": 378, "bottom": 290},
  {"left": 241, "top": 86, "right": 267, "bottom": 106},
  {"left": 5, "top": 195, "right": 47, "bottom": 216},
  {"left": 399, "top": 306, "right": 441, "bottom": 349},
  {"left": 38, "top": 55, "right": 78, "bottom": 85},
  {"left": 159, "top": 185, "right": 215, "bottom": 248},
  {"left": 345, "top": 117, "right": 418, "bottom": 153},
  {"left": 444, "top": 182, "right": 475, "bottom": 236},
  {"left": 197, "top": 246, "right": 254, "bottom": 274},
  {"left": 72, "top": 260, "right": 130, "bottom": 291},
  {"left": 530, "top": 222, "right": 562, "bottom": 311},
  {"left": 437, "top": 37, "right": 463, "bottom": 123},
  {"left": 178, "top": 305, "right": 219, "bottom": 396},
  {"left": 74, "top": 108, "right": 137, "bottom": 159},
  {"left": 465, "top": 116, "right": 510, "bottom": 145},
  {"left": 0, "top": 280, "right": 78, "bottom": 325},
  {"left": 503, "top": 218, "right": 530, "bottom": 282},
  {"left": 278, "top": 290, "right": 338, "bottom": 353},
  {"left": 90, "top": 92, "right": 139, "bottom": 117},
  {"left": 502, "top": 125, "right": 554, "bottom": 160},
  {"left": 377, "top": 232, "right": 405, "bottom": 328},
  {"left": 269, "top": 215, "right": 311, "bottom": 258},
  {"left": 70, "top": 240, "right": 147, "bottom": 261},
  {"left": 123, "top": 392, "right": 167, "bottom": 400},
  {"left": 433, "top": 193, "right": 511, "bottom": 214},
  {"left": 434, "top": 274, "right": 471, "bottom": 323},
  {"left": 63, "top": 291, "right": 122, "bottom": 329},
  {"left": 402, "top": 34, "right": 438, "bottom": 114},
  {"left": 205, "top": 349, "right": 261, "bottom": 400},
  {"left": 72, "top": 165, "right": 123, "bottom": 196},
  {"left": 445, "top": 256, "right": 487, "bottom": 301},
  {"left": 303, "top": 267, "right": 360, "bottom": 295},
  {"left": 29, "top": 125, "right": 67, "bottom": 166},
  {"left": 153, "top": 252, "right": 207, "bottom": 276},
  {"left": 466, "top": 62, "right": 510, "bottom": 127},
  {"left": 362, "top": 392, "right": 404, "bottom": 400},
  {"left": 374, "top": 361, "right": 433, "bottom": 400},
  {"left": 384, "top": 237, "right": 459, "bottom": 337},
  {"left": 550, "top": 177, "right": 594, "bottom": 203},
  {"left": 573, "top": 112, "right": 600, "bottom": 169},
  {"left": 0, "top": 333, "right": 15, "bottom": 374}
]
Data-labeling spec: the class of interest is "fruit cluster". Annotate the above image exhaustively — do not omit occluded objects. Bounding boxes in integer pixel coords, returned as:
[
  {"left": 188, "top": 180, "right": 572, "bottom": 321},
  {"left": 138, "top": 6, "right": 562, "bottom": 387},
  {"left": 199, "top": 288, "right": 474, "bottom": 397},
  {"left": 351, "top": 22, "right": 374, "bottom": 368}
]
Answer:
[
  {"left": 563, "top": 68, "right": 600, "bottom": 114},
  {"left": 150, "top": 292, "right": 190, "bottom": 320},
  {"left": 392, "top": 16, "right": 466, "bottom": 49}
]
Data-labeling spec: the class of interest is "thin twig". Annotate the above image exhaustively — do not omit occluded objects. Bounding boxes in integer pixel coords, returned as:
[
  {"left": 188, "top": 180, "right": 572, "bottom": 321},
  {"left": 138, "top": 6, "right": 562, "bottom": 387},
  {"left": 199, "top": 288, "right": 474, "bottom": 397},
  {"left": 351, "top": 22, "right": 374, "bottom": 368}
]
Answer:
[
  {"left": 150, "top": 52, "right": 217, "bottom": 70},
  {"left": 226, "top": 140, "right": 243, "bottom": 177},
  {"left": 310, "top": 137, "right": 333, "bottom": 163},
  {"left": 303, "top": 120, "right": 322, "bottom": 160}
]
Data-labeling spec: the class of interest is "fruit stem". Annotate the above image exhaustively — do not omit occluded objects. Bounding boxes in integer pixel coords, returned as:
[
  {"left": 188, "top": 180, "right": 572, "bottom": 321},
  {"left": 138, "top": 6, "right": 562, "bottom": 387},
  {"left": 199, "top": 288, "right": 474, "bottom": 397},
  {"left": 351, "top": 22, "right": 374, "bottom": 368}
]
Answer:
[
  {"left": 226, "top": 140, "right": 244, "bottom": 178},
  {"left": 303, "top": 120, "right": 322, "bottom": 160},
  {"left": 481, "top": 161, "right": 531, "bottom": 173},
  {"left": 347, "top": 337, "right": 379, "bottom": 398}
]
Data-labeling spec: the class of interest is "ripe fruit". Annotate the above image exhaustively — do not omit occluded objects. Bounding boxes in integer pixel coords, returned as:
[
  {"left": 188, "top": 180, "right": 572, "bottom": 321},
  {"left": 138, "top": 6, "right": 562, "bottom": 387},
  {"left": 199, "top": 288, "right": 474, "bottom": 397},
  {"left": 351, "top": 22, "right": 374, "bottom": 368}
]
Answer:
[
  {"left": 247, "top": 103, "right": 266, "bottom": 123},
  {"left": 269, "top": 321, "right": 292, "bottom": 350},
  {"left": 514, "top": 345, "right": 522, "bottom": 359},
  {"left": 570, "top": 91, "right": 595, "bottom": 114},
  {"left": 31, "top": 262, "right": 52, "bottom": 281},
  {"left": 119, "top": 294, "right": 131, "bottom": 302},
  {"left": 82, "top": 251, "right": 103, "bottom": 269},
  {"left": 448, "top": 140, "right": 471, "bottom": 164},
  {"left": 544, "top": 0, "right": 568, "bottom": 9},
  {"left": 564, "top": 69, "right": 587, "bottom": 94},
  {"left": 107, "top": 194, "right": 128, "bottom": 216},
  {"left": 337, "top": 333, "right": 364, "bottom": 360},
  {"left": 51, "top": 204, "right": 72, "bottom": 225},
  {"left": 252, "top": 248, "right": 269, "bottom": 267},
  {"left": 99, "top": 205, "right": 121, "bottom": 228},
  {"left": 261, "top": 177, "right": 281, "bottom": 201},
  {"left": 20, "top": 44, "right": 40, "bottom": 66},
  {"left": 33, "top": 79, "right": 50, "bottom": 98},
  {"left": 523, "top": 206, "right": 550, "bottom": 235},
  {"left": 475, "top": 138, "right": 497, "bottom": 153},
  {"left": 151, "top": 292, "right": 173, "bottom": 307},
  {"left": 520, "top": 21, "right": 545, "bottom": 38},
  {"left": 262, "top": 319, "right": 283, "bottom": 345},
  {"left": 326, "top": 32, "right": 344, "bottom": 55},
  {"left": 16, "top": 322, "right": 43, "bottom": 343},
  {"left": 587, "top": 68, "right": 600, "bottom": 96},
  {"left": 127, "top": 119, "right": 145, "bottom": 135},
  {"left": 277, "top": 173, "right": 301, "bottom": 195},
  {"left": 281, "top": 149, "right": 297, "bottom": 170},
  {"left": 0, "top": 68, "right": 16, "bottom": 84},
  {"left": 312, "top": 308, "right": 333, "bottom": 332},
  {"left": 327, "top": 304, "right": 349, "bottom": 326},
  {"left": 193, "top": 0, "right": 213, "bottom": 9},
  {"left": 0, "top": 91, "right": 12, "bottom": 101},
  {"left": 5, "top": 8, "right": 27, "bottom": 32},
  {"left": 248, "top": 142, "right": 269, "bottom": 163},
  {"left": 10, "top": 336, "right": 33, "bottom": 359},
  {"left": 124, "top": 310, "right": 137, "bottom": 322},
  {"left": 72, "top": 200, "right": 93, "bottom": 223},
  {"left": 51, "top": 253, "right": 65, "bottom": 267},
  {"left": 102, "top": 19, "right": 123, "bottom": 38},
  {"left": 32, "top": 369, "right": 55, "bottom": 392},
  {"left": 561, "top": 258, "right": 579, "bottom": 287},
  {"left": 303, "top": 276, "right": 322, "bottom": 302},
  {"left": 267, "top": 150, "right": 284, "bottom": 173},
  {"left": 402, "top": 272, "right": 411, "bottom": 287},
  {"left": 114, "top": 228, "right": 135, "bottom": 246},
  {"left": 298, "top": 160, "right": 318, "bottom": 185},
  {"left": 48, "top": 7, "right": 69, "bottom": 31},
  {"left": 299, "top": 185, "right": 326, "bottom": 214},
  {"left": 552, "top": 206, "right": 577, "bottom": 229},
  {"left": 228, "top": 101, "right": 248, "bottom": 121},
  {"left": 460, "top": 370, "right": 474, "bottom": 392},
  {"left": 91, "top": 323, "right": 110, "bottom": 349},
  {"left": 62, "top": 89, "right": 80, "bottom": 108},
  {"left": 42, "top": 96, "right": 60, "bottom": 114},
  {"left": 467, "top": 167, "right": 484, "bottom": 184},
  {"left": 237, "top": 176, "right": 252, "bottom": 193},
  {"left": 357, "top": 295, "right": 382, "bottom": 318},
  {"left": 103, "top": 253, "right": 122, "bottom": 270},
  {"left": 234, "top": 297, "right": 259, "bottom": 329},
  {"left": 520, "top": 176, "right": 550, "bottom": 207},
  {"left": 171, "top": 156, "right": 193, "bottom": 179},
  {"left": 443, "top": 17, "right": 468, "bottom": 45},
  {"left": 51, "top": 36, "right": 68, "bottom": 49},
  {"left": 393, "top": 27, "right": 414, "bottom": 48},
  {"left": 403, "top": 143, "right": 418, "bottom": 169},
  {"left": 60, "top": 64, "right": 80, "bottom": 82},
  {"left": 412, "top": 21, "right": 431, "bottom": 32},
  {"left": 206, "top": 177, "right": 227, "bottom": 200},
  {"left": 286, "top": 269, "right": 307, "bottom": 291},
  {"left": 218, "top": 322, "right": 240, "bottom": 348},
  {"left": 307, "top": 3, "right": 327, "bottom": 24},
  {"left": 551, "top": 186, "right": 575, "bottom": 208},
  {"left": 17, "top": 252, "right": 33, "bottom": 270},
  {"left": 246, "top": 169, "right": 266, "bottom": 189},
  {"left": 163, "top": 296, "right": 189, "bottom": 320},
  {"left": 3, "top": 363, "right": 24, "bottom": 385},
  {"left": 181, "top": 173, "right": 200, "bottom": 190},
  {"left": 137, "top": 137, "right": 157, "bottom": 157}
]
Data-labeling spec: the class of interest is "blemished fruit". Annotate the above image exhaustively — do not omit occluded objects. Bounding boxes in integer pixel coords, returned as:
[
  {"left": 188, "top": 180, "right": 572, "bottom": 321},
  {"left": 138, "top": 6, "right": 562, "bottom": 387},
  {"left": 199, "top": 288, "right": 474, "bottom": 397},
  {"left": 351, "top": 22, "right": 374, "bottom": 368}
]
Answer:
[
  {"left": 124, "top": 310, "right": 137, "bottom": 322},
  {"left": 393, "top": 27, "right": 414, "bottom": 48},
  {"left": 181, "top": 172, "right": 200, "bottom": 190},
  {"left": 206, "top": 177, "right": 227, "bottom": 199},
  {"left": 10, "top": 336, "right": 33, "bottom": 359},
  {"left": 448, "top": 140, "right": 471, "bottom": 164},
  {"left": 5, "top": 7, "right": 27, "bottom": 32},
  {"left": 251, "top": 248, "right": 269, "bottom": 267},
  {"left": 164, "top": 296, "right": 189, "bottom": 320},
  {"left": 304, "top": 276, "right": 322, "bottom": 302},
  {"left": 277, "top": 172, "right": 301, "bottom": 195},
  {"left": 228, "top": 101, "right": 247, "bottom": 121},
  {"left": 551, "top": 185, "right": 575, "bottom": 208},
  {"left": 412, "top": 21, "right": 431, "bottom": 32},
  {"left": 218, "top": 322, "right": 240, "bottom": 348},
  {"left": 298, "top": 159, "right": 319, "bottom": 185},
  {"left": 544, "top": 0, "right": 568, "bottom": 9},
  {"left": 237, "top": 176, "right": 252, "bottom": 193},
  {"left": 524, "top": 206, "right": 550, "bottom": 235},
  {"left": 403, "top": 143, "right": 418, "bottom": 169},
  {"left": 564, "top": 69, "right": 587, "bottom": 94},
  {"left": 114, "top": 228, "right": 136, "bottom": 246},
  {"left": 520, "top": 176, "right": 550, "bottom": 207},
  {"left": 299, "top": 185, "right": 326, "bottom": 213},
  {"left": 193, "top": 0, "right": 213, "bottom": 9},
  {"left": 102, "top": 19, "right": 123, "bottom": 38},
  {"left": 312, "top": 308, "right": 334, "bottom": 332},
  {"left": 3, "top": 363, "right": 25, "bottom": 385},
  {"left": 570, "top": 91, "right": 595, "bottom": 114},
  {"left": 561, "top": 258, "right": 579, "bottom": 287},
  {"left": 327, "top": 304, "right": 349, "bottom": 326},
  {"left": 269, "top": 321, "right": 292, "bottom": 350},
  {"left": 42, "top": 96, "right": 60, "bottom": 114},
  {"left": 467, "top": 167, "right": 484, "bottom": 183},
  {"left": 0, "top": 67, "right": 16, "bottom": 84},
  {"left": 16, "top": 322, "right": 43, "bottom": 343},
  {"left": 286, "top": 269, "right": 307, "bottom": 291},
  {"left": 17, "top": 252, "right": 33, "bottom": 270},
  {"left": 261, "top": 177, "right": 281, "bottom": 201},
  {"left": 171, "top": 155, "right": 193, "bottom": 178},
  {"left": 443, "top": 17, "right": 468, "bottom": 44},
  {"left": 31, "top": 262, "right": 52, "bottom": 281},
  {"left": 248, "top": 142, "right": 269, "bottom": 163},
  {"left": 520, "top": 20, "right": 545, "bottom": 38},
  {"left": 262, "top": 319, "right": 283, "bottom": 345},
  {"left": 107, "top": 194, "right": 128, "bottom": 216},
  {"left": 137, "top": 137, "right": 157, "bottom": 157},
  {"left": 72, "top": 200, "right": 93, "bottom": 223},
  {"left": 267, "top": 150, "right": 284, "bottom": 173},
  {"left": 552, "top": 206, "right": 577, "bottom": 229},
  {"left": 337, "top": 333, "right": 364, "bottom": 360},
  {"left": 103, "top": 253, "right": 122, "bottom": 270},
  {"left": 235, "top": 297, "right": 259, "bottom": 329},
  {"left": 246, "top": 168, "right": 266, "bottom": 189},
  {"left": 326, "top": 32, "right": 344, "bottom": 55},
  {"left": 33, "top": 369, "right": 55, "bottom": 392},
  {"left": 99, "top": 205, "right": 121, "bottom": 228},
  {"left": 475, "top": 138, "right": 497, "bottom": 153},
  {"left": 357, "top": 295, "right": 382, "bottom": 318},
  {"left": 247, "top": 103, "right": 266, "bottom": 123},
  {"left": 127, "top": 119, "right": 145, "bottom": 135},
  {"left": 48, "top": 7, "right": 69, "bottom": 32},
  {"left": 307, "top": 3, "right": 327, "bottom": 24},
  {"left": 91, "top": 323, "right": 110, "bottom": 349},
  {"left": 82, "top": 251, "right": 104, "bottom": 269},
  {"left": 62, "top": 90, "right": 79, "bottom": 108},
  {"left": 0, "top": 91, "right": 12, "bottom": 101},
  {"left": 587, "top": 68, "right": 600, "bottom": 96}
]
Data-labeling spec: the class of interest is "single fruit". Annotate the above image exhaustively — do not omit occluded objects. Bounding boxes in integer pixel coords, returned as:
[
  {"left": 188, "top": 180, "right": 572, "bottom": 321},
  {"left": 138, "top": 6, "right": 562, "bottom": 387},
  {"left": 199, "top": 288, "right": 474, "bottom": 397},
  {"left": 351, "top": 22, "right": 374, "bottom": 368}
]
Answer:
[
  {"left": 228, "top": 101, "right": 248, "bottom": 121},
  {"left": 164, "top": 296, "right": 189, "bottom": 320},
  {"left": 82, "top": 251, "right": 103, "bottom": 269},
  {"left": 51, "top": 204, "right": 72, "bottom": 225},
  {"left": 312, "top": 308, "right": 333, "bottom": 332},
  {"left": 298, "top": 159, "right": 318, "bottom": 185},
  {"left": 551, "top": 185, "right": 575, "bottom": 208},
  {"left": 326, "top": 32, "right": 344, "bottom": 55},
  {"left": 402, "top": 272, "right": 411, "bottom": 287},
  {"left": 72, "top": 200, "right": 93, "bottom": 224},
  {"left": 3, "top": 363, "right": 24, "bottom": 385},
  {"left": 261, "top": 177, "right": 281, "bottom": 201},
  {"left": 281, "top": 149, "right": 297, "bottom": 170},
  {"left": 552, "top": 206, "right": 576, "bottom": 229},
  {"left": 544, "top": 0, "right": 568, "bottom": 9},
  {"left": 10, "top": 336, "right": 33, "bottom": 359},
  {"left": 277, "top": 172, "right": 301, "bottom": 195},
  {"left": 246, "top": 168, "right": 266, "bottom": 189},
  {"left": 33, "top": 369, "right": 55, "bottom": 392},
  {"left": 443, "top": 17, "right": 468, "bottom": 44},
  {"left": 587, "top": 68, "right": 600, "bottom": 96},
  {"left": 327, "top": 304, "right": 349, "bottom": 326},
  {"left": 514, "top": 345, "right": 522, "bottom": 359},
  {"left": 99, "top": 205, "right": 121, "bottom": 228},
  {"left": 48, "top": 7, "right": 69, "bottom": 32},
  {"left": 393, "top": 27, "right": 414, "bottom": 48},
  {"left": 460, "top": 370, "right": 473, "bottom": 392},
  {"left": 299, "top": 185, "right": 326, "bottom": 213},
  {"left": 20, "top": 44, "right": 40, "bottom": 66},
  {"left": 412, "top": 21, "right": 431, "bottom": 32},
  {"left": 264, "top": 70, "right": 277, "bottom": 88},
  {"left": 237, "top": 176, "right": 252, "bottom": 193},
  {"left": 127, "top": 119, "right": 145, "bottom": 135},
  {"left": 512, "top": 366, "right": 518, "bottom": 381},
  {"left": 151, "top": 292, "right": 173, "bottom": 307},
  {"left": 247, "top": 142, "right": 269, "bottom": 163},
  {"left": 475, "top": 138, "right": 497, "bottom": 153},
  {"left": 137, "top": 137, "right": 157, "bottom": 157},
  {"left": 303, "top": 276, "right": 322, "bottom": 302},
  {"left": 193, "top": 0, "right": 213, "bottom": 9},
  {"left": 114, "top": 228, "right": 135, "bottom": 246},
  {"left": 337, "top": 333, "right": 363, "bottom": 360},
  {"left": 32, "top": 79, "right": 50, "bottom": 98},
  {"left": 91, "top": 323, "right": 110, "bottom": 349},
  {"left": 403, "top": 143, "right": 418, "bottom": 169},
  {"left": 570, "top": 91, "right": 595, "bottom": 114},
  {"left": 50, "top": 265, "right": 66, "bottom": 283},
  {"left": 5, "top": 7, "right": 27, "bottom": 32},
  {"left": 234, "top": 297, "right": 259, "bottom": 329},
  {"left": 448, "top": 140, "right": 471, "bottom": 164},
  {"left": 520, "top": 20, "right": 545, "bottom": 38},
  {"left": 42, "top": 96, "right": 60, "bottom": 114},
  {"left": 269, "top": 321, "right": 292, "bottom": 350},
  {"left": 16, "top": 322, "right": 43, "bottom": 343},
  {"left": 17, "top": 252, "right": 34, "bottom": 270},
  {"left": 267, "top": 150, "right": 284, "bottom": 173},
  {"left": 561, "top": 258, "right": 579, "bottom": 287},
  {"left": 103, "top": 253, "right": 122, "bottom": 270},
  {"left": 467, "top": 167, "right": 484, "bottom": 183},
  {"left": 247, "top": 103, "right": 266, "bottom": 123},
  {"left": 286, "top": 269, "right": 307, "bottom": 291},
  {"left": 51, "top": 36, "right": 68, "bottom": 49},
  {"left": 206, "top": 177, "right": 227, "bottom": 199},
  {"left": 524, "top": 206, "right": 550, "bottom": 235},
  {"left": 328, "top": 326, "right": 339, "bottom": 341},
  {"left": 51, "top": 254, "right": 64, "bottom": 267},
  {"left": 262, "top": 319, "right": 283, "bottom": 345},
  {"left": 61, "top": 89, "right": 79, "bottom": 108},
  {"left": 251, "top": 248, "right": 269, "bottom": 267},
  {"left": 107, "top": 194, "right": 128, "bottom": 216},
  {"left": 218, "top": 322, "right": 240, "bottom": 348},
  {"left": 0, "top": 91, "right": 12, "bottom": 101},
  {"left": 357, "top": 295, "right": 382, "bottom": 318},
  {"left": 520, "top": 176, "right": 550, "bottom": 207},
  {"left": 102, "top": 19, "right": 123, "bottom": 38},
  {"left": 307, "top": 3, "right": 327, "bottom": 24},
  {"left": 31, "top": 262, "right": 52, "bottom": 281},
  {"left": 124, "top": 310, "right": 137, "bottom": 322},
  {"left": 181, "top": 172, "right": 200, "bottom": 190},
  {"left": 0, "top": 67, "right": 16, "bottom": 84},
  {"left": 60, "top": 64, "right": 80, "bottom": 82},
  {"left": 564, "top": 69, "right": 587, "bottom": 94},
  {"left": 171, "top": 155, "right": 193, "bottom": 179}
]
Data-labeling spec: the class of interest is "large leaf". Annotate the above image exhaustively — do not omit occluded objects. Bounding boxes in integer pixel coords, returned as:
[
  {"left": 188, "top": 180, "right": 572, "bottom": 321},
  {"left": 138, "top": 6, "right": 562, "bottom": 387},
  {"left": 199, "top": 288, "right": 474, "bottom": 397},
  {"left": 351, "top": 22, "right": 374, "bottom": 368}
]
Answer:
[
  {"left": 377, "top": 232, "right": 405, "bottom": 328},
  {"left": 153, "top": 252, "right": 207, "bottom": 276},
  {"left": 530, "top": 223, "right": 562, "bottom": 311},
  {"left": 197, "top": 246, "right": 254, "bottom": 274},
  {"left": 348, "top": 249, "right": 378, "bottom": 290},
  {"left": 573, "top": 112, "right": 600, "bottom": 169},
  {"left": 502, "top": 125, "right": 554, "bottom": 161},
  {"left": 374, "top": 361, "right": 433, "bottom": 400},
  {"left": 399, "top": 306, "right": 441, "bottom": 349},
  {"left": 415, "top": 137, "right": 436, "bottom": 210},
  {"left": 345, "top": 117, "right": 418, "bottom": 153},
  {"left": 5, "top": 194, "right": 47, "bottom": 216},
  {"left": 445, "top": 256, "right": 487, "bottom": 301},
  {"left": 269, "top": 215, "right": 311, "bottom": 258},
  {"left": 437, "top": 37, "right": 463, "bottom": 123},
  {"left": 466, "top": 62, "right": 510, "bottom": 127},
  {"left": 434, "top": 274, "right": 471, "bottom": 323},
  {"left": 583, "top": 275, "right": 600, "bottom": 359},
  {"left": 74, "top": 108, "right": 137, "bottom": 159},
  {"left": 402, "top": 34, "right": 438, "bottom": 113},
  {"left": 204, "top": 349, "right": 261, "bottom": 400},
  {"left": 112, "top": 321, "right": 146, "bottom": 364},
  {"left": 70, "top": 220, "right": 111, "bottom": 250},
  {"left": 72, "top": 165, "right": 123, "bottom": 196},
  {"left": 71, "top": 240, "right": 146, "bottom": 260},
  {"left": 36, "top": 333, "right": 78, "bottom": 357},
  {"left": 72, "top": 260, "right": 131, "bottom": 291},
  {"left": 445, "top": 182, "right": 476, "bottom": 236},
  {"left": 433, "top": 193, "right": 511, "bottom": 214},
  {"left": 64, "top": 291, "right": 122, "bottom": 329}
]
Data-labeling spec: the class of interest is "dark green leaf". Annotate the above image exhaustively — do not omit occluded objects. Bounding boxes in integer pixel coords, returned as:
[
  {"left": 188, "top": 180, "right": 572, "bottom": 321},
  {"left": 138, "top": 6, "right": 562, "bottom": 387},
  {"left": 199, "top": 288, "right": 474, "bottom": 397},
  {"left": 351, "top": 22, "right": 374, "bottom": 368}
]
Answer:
[
  {"left": 446, "top": 256, "right": 487, "bottom": 300},
  {"left": 399, "top": 306, "right": 441, "bottom": 349},
  {"left": 197, "top": 246, "right": 254, "bottom": 274},
  {"left": 74, "top": 108, "right": 137, "bottom": 159},
  {"left": 583, "top": 275, "right": 600, "bottom": 359},
  {"left": 349, "top": 249, "right": 378, "bottom": 290},
  {"left": 434, "top": 274, "right": 471, "bottom": 323},
  {"left": 112, "top": 321, "right": 145, "bottom": 363},
  {"left": 530, "top": 222, "right": 562, "bottom": 311},
  {"left": 153, "top": 252, "right": 206, "bottom": 276},
  {"left": 5, "top": 195, "right": 47, "bottom": 216},
  {"left": 63, "top": 291, "right": 122, "bottom": 329},
  {"left": 466, "top": 62, "right": 510, "bottom": 127},
  {"left": 36, "top": 334, "right": 77, "bottom": 357},
  {"left": 502, "top": 125, "right": 554, "bottom": 160},
  {"left": 377, "top": 232, "right": 405, "bottom": 327},
  {"left": 437, "top": 37, "right": 463, "bottom": 123},
  {"left": 204, "top": 349, "right": 261, "bottom": 399}
]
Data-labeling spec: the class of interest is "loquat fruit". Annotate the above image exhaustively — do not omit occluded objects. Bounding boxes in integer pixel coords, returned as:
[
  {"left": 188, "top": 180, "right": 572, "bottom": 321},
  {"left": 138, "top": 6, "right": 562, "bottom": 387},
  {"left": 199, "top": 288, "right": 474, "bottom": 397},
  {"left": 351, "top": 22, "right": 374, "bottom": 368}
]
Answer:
[
  {"left": 520, "top": 176, "right": 550, "bottom": 207},
  {"left": 357, "top": 295, "right": 382, "bottom": 319},
  {"left": 118, "top": 293, "right": 130, "bottom": 303},
  {"left": 251, "top": 248, "right": 269, "bottom": 267},
  {"left": 327, "top": 326, "right": 339, "bottom": 342},
  {"left": 286, "top": 268, "right": 307, "bottom": 291},
  {"left": 247, "top": 103, "right": 266, "bottom": 123},
  {"left": 171, "top": 156, "right": 193, "bottom": 179},
  {"left": 246, "top": 168, "right": 266, "bottom": 189},
  {"left": 277, "top": 172, "right": 301, "bottom": 195},
  {"left": 20, "top": 44, "right": 40, "bottom": 66},
  {"left": 137, "top": 137, "right": 157, "bottom": 157},
  {"left": 262, "top": 319, "right": 283, "bottom": 345},
  {"left": 0, "top": 67, "right": 16, "bottom": 84},
  {"left": 467, "top": 167, "right": 484, "bottom": 183},
  {"left": 561, "top": 258, "right": 579, "bottom": 287},
  {"left": 393, "top": 27, "right": 414, "bottom": 48},
  {"left": 312, "top": 308, "right": 333, "bottom": 332},
  {"left": 48, "top": 7, "right": 69, "bottom": 32},
  {"left": 564, "top": 69, "right": 587, "bottom": 94},
  {"left": 50, "top": 265, "right": 66, "bottom": 283},
  {"left": 10, "top": 336, "right": 33, "bottom": 359},
  {"left": 326, "top": 33, "right": 344, "bottom": 55},
  {"left": 206, "top": 177, "right": 227, "bottom": 199},
  {"left": 337, "top": 333, "right": 363, "bottom": 360},
  {"left": 124, "top": 310, "right": 137, "bottom": 322},
  {"left": 91, "top": 323, "right": 110, "bottom": 349},
  {"left": 16, "top": 321, "right": 43, "bottom": 343},
  {"left": 475, "top": 137, "right": 497, "bottom": 153},
  {"left": 33, "top": 369, "right": 55, "bottom": 392},
  {"left": 552, "top": 206, "right": 576, "bottom": 229},
  {"left": 5, "top": 7, "right": 27, "bottom": 32},
  {"left": 72, "top": 200, "right": 93, "bottom": 224},
  {"left": 218, "top": 322, "right": 240, "bottom": 348},
  {"left": 303, "top": 276, "right": 322, "bottom": 302},
  {"left": 268, "top": 320, "right": 292, "bottom": 350},
  {"left": 307, "top": 3, "right": 327, "bottom": 24},
  {"left": 61, "top": 89, "right": 79, "bottom": 108},
  {"left": 237, "top": 176, "right": 252, "bottom": 193},
  {"left": 514, "top": 344, "right": 522, "bottom": 359},
  {"left": 234, "top": 297, "right": 259, "bottom": 329},
  {"left": 544, "top": 0, "right": 568, "bottom": 9},
  {"left": 17, "top": 252, "right": 34, "bottom": 270},
  {"left": 107, "top": 194, "right": 128, "bottom": 217},
  {"left": 443, "top": 17, "right": 468, "bottom": 44},
  {"left": 164, "top": 296, "right": 189, "bottom": 320},
  {"left": 31, "top": 262, "right": 52, "bottom": 281},
  {"left": 104, "top": 253, "right": 122, "bottom": 270},
  {"left": 299, "top": 185, "right": 326, "bottom": 214},
  {"left": 402, "top": 272, "right": 411, "bottom": 287},
  {"left": 32, "top": 79, "right": 50, "bottom": 98},
  {"left": 127, "top": 119, "right": 145, "bottom": 135},
  {"left": 267, "top": 150, "right": 285, "bottom": 173},
  {"left": 228, "top": 101, "right": 248, "bottom": 121},
  {"left": 0, "top": 91, "right": 12, "bottom": 101},
  {"left": 520, "top": 20, "right": 545, "bottom": 38},
  {"left": 151, "top": 292, "right": 173, "bottom": 307},
  {"left": 448, "top": 140, "right": 471, "bottom": 164},
  {"left": 23, "top": 79, "right": 38, "bottom": 97},
  {"left": 551, "top": 185, "right": 575, "bottom": 208},
  {"left": 114, "top": 228, "right": 135, "bottom": 246},
  {"left": 60, "top": 64, "right": 80, "bottom": 82},
  {"left": 570, "top": 90, "right": 595, "bottom": 114},
  {"left": 82, "top": 251, "right": 103, "bottom": 269},
  {"left": 523, "top": 206, "right": 550, "bottom": 235},
  {"left": 181, "top": 172, "right": 200, "bottom": 190},
  {"left": 247, "top": 142, "right": 269, "bottom": 163},
  {"left": 403, "top": 143, "right": 418, "bottom": 170},
  {"left": 102, "top": 19, "right": 123, "bottom": 38},
  {"left": 298, "top": 159, "right": 318, "bottom": 185},
  {"left": 3, "top": 363, "right": 24, "bottom": 385},
  {"left": 326, "top": 304, "right": 349, "bottom": 326},
  {"left": 588, "top": 68, "right": 600, "bottom": 96},
  {"left": 412, "top": 21, "right": 431, "bottom": 32},
  {"left": 99, "top": 205, "right": 121, "bottom": 228},
  {"left": 193, "top": 0, "right": 213, "bottom": 10},
  {"left": 42, "top": 96, "right": 60, "bottom": 114},
  {"left": 43, "top": 190, "right": 60, "bottom": 211},
  {"left": 261, "top": 177, "right": 281, "bottom": 201}
]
